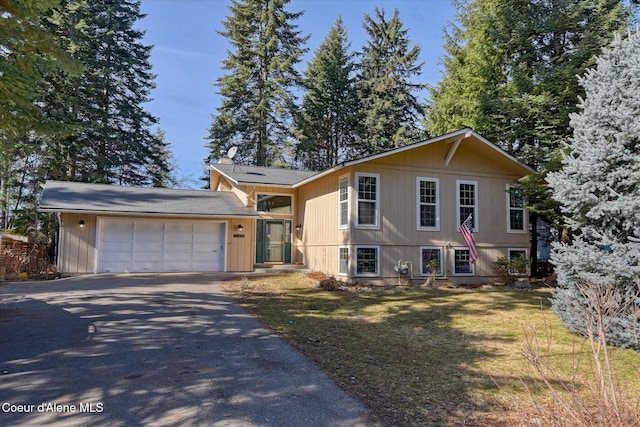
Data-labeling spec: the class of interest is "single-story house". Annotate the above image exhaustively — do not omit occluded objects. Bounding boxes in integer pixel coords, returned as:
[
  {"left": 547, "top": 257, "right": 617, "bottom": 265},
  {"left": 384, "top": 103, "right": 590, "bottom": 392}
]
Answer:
[{"left": 40, "top": 128, "right": 535, "bottom": 283}]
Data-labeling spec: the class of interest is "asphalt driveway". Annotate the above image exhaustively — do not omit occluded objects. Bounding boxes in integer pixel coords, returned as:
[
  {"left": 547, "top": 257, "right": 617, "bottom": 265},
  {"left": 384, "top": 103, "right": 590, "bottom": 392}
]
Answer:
[{"left": 0, "top": 273, "right": 379, "bottom": 427}]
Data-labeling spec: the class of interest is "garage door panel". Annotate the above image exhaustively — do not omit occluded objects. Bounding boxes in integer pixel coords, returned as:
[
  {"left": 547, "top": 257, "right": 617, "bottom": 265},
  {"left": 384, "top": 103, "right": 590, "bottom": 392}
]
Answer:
[
  {"left": 98, "top": 218, "right": 225, "bottom": 273},
  {"left": 103, "top": 231, "right": 133, "bottom": 242},
  {"left": 165, "top": 222, "right": 192, "bottom": 233},
  {"left": 192, "top": 251, "right": 220, "bottom": 262},
  {"left": 166, "top": 252, "right": 194, "bottom": 262},
  {"left": 132, "top": 251, "right": 163, "bottom": 261},
  {"left": 102, "top": 248, "right": 132, "bottom": 259},
  {"left": 163, "top": 261, "right": 191, "bottom": 271},
  {"left": 102, "top": 242, "right": 133, "bottom": 252},
  {"left": 132, "top": 261, "right": 163, "bottom": 272},
  {"left": 193, "top": 261, "right": 222, "bottom": 270},
  {"left": 193, "top": 242, "right": 222, "bottom": 252},
  {"left": 164, "top": 242, "right": 193, "bottom": 252},
  {"left": 102, "top": 261, "right": 131, "bottom": 273}
]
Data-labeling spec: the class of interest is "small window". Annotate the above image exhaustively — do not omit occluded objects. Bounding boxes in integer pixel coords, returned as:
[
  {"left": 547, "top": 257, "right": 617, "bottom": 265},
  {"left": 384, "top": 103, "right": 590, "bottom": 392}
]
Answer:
[
  {"left": 508, "top": 248, "right": 529, "bottom": 275},
  {"left": 420, "top": 247, "right": 442, "bottom": 276},
  {"left": 339, "top": 246, "right": 349, "bottom": 275},
  {"left": 257, "top": 194, "right": 292, "bottom": 213},
  {"left": 507, "top": 185, "right": 526, "bottom": 233},
  {"left": 453, "top": 248, "right": 475, "bottom": 275},
  {"left": 339, "top": 176, "right": 349, "bottom": 228},
  {"left": 417, "top": 177, "right": 439, "bottom": 230},
  {"left": 457, "top": 180, "right": 478, "bottom": 231},
  {"left": 355, "top": 246, "right": 379, "bottom": 276},
  {"left": 356, "top": 173, "right": 380, "bottom": 228}
]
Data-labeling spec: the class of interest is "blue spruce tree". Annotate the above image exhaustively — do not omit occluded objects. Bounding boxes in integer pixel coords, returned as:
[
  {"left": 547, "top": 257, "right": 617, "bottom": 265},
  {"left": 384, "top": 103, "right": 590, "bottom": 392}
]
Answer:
[{"left": 548, "top": 29, "right": 640, "bottom": 350}]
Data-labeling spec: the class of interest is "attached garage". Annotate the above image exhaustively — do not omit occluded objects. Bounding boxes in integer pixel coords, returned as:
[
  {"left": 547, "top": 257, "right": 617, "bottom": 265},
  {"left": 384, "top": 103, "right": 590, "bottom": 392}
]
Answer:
[
  {"left": 97, "top": 218, "right": 226, "bottom": 273},
  {"left": 39, "top": 181, "right": 258, "bottom": 274}
]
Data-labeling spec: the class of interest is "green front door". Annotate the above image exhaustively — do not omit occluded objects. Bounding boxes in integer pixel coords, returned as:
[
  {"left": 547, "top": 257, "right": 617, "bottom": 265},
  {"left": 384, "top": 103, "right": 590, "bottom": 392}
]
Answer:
[{"left": 256, "top": 219, "right": 291, "bottom": 263}]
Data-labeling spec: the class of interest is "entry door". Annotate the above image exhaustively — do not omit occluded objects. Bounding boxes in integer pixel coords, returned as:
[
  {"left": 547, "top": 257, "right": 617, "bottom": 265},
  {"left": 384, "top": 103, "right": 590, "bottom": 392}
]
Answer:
[
  {"left": 256, "top": 219, "right": 291, "bottom": 263},
  {"left": 266, "top": 221, "right": 284, "bottom": 262}
]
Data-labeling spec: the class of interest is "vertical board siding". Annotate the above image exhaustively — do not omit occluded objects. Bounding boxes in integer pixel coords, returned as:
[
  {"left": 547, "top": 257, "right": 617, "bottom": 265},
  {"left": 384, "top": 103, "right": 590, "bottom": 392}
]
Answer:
[
  {"left": 227, "top": 217, "right": 254, "bottom": 272},
  {"left": 61, "top": 213, "right": 96, "bottom": 273},
  {"left": 295, "top": 137, "right": 531, "bottom": 281}
]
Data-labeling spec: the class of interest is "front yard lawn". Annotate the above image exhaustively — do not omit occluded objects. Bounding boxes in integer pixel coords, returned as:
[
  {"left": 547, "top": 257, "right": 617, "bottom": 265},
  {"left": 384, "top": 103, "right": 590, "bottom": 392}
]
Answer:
[{"left": 222, "top": 273, "right": 640, "bottom": 426}]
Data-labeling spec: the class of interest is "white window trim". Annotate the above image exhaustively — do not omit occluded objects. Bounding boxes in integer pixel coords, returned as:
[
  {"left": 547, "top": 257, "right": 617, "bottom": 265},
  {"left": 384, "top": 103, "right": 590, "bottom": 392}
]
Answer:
[
  {"left": 416, "top": 177, "right": 440, "bottom": 231},
  {"left": 419, "top": 246, "right": 443, "bottom": 276},
  {"left": 338, "top": 245, "right": 350, "bottom": 276},
  {"left": 355, "top": 172, "right": 380, "bottom": 229},
  {"left": 506, "top": 184, "right": 527, "bottom": 234},
  {"left": 452, "top": 247, "right": 475, "bottom": 276},
  {"left": 256, "top": 192, "right": 294, "bottom": 215},
  {"left": 508, "top": 248, "right": 529, "bottom": 275},
  {"left": 456, "top": 179, "right": 478, "bottom": 232},
  {"left": 338, "top": 174, "right": 350, "bottom": 229},
  {"left": 354, "top": 245, "right": 380, "bottom": 277}
]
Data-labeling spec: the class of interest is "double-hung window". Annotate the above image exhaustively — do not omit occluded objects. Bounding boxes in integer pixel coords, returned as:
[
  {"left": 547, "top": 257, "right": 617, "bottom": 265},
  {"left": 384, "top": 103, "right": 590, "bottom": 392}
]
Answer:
[
  {"left": 339, "top": 246, "right": 349, "bottom": 276},
  {"left": 507, "top": 185, "right": 526, "bottom": 233},
  {"left": 339, "top": 176, "right": 349, "bottom": 228},
  {"left": 355, "top": 245, "right": 379, "bottom": 276},
  {"left": 356, "top": 173, "right": 380, "bottom": 228},
  {"left": 420, "top": 246, "right": 442, "bottom": 276},
  {"left": 457, "top": 180, "right": 478, "bottom": 231},
  {"left": 453, "top": 248, "right": 474, "bottom": 275},
  {"left": 417, "top": 177, "right": 439, "bottom": 230}
]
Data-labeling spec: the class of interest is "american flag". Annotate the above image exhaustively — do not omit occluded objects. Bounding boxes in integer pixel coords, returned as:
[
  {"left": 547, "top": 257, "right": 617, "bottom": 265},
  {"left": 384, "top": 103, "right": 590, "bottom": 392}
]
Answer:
[{"left": 459, "top": 214, "right": 478, "bottom": 263}]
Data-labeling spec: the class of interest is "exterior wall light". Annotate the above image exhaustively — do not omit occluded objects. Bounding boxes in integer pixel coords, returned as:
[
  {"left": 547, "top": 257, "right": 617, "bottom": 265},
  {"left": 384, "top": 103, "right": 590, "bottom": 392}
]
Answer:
[
  {"left": 79, "top": 220, "right": 85, "bottom": 229},
  {"left": 237, "top": 224, "right": 244, "bottom": 232},
  {"left": 295, "top": 224, "right": 302, "bottom": 231}
]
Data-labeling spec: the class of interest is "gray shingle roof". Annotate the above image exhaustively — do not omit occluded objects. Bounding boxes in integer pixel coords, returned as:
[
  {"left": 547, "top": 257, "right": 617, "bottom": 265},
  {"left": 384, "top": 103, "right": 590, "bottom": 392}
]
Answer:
[
  {"left": 40, "top": 181, "right": 258, "bottom": 217},
  {"left": 209, "top": 164, "right": 318, "bottom": 186}
]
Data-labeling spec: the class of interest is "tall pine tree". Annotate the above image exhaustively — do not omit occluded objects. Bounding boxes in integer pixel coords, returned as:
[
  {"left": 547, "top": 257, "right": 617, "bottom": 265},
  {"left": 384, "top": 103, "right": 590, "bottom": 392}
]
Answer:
[
  {"left": 295, "top": 17, "right": 360, "bottom": 170},
  {"left": 0, "top": 0, "right": 80, "bottom": 232},
  {"left": 147, "top": 128, "right": 177, "bottom": 188},
  {"left": 428, "top": 0, "right": 631, "bottom": 169},
  {"left": 44, "top": 0, "right": 159, "bottom": 185},
  {"left": 357, "top": 8, "right": 426, "bottom": 154},
  {"left": 207, "top": 0, "right": 308, "bottom": 167},
  {"left": 547, "top": 30, "right": 640, "bottom": 350}
]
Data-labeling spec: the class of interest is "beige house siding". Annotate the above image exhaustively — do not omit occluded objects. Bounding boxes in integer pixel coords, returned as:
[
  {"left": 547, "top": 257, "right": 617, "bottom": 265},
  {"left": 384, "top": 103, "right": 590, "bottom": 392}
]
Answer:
[
  {"left": 57, "top": 213, "right": 255, "bottom": 274},
  {"left": 295, "top": 137, "right": 530, "bottom": 282},
  {"left": 226, "top": 217, "right": 255, "bottom": 272},
  {"left": 59, "top": 213, "right": 97, "bottom": 274}
]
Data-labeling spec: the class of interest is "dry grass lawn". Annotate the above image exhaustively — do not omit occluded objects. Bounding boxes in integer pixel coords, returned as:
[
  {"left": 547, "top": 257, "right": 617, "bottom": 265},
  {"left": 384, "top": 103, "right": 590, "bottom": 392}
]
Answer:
[{"left": 222, "top": 273, "right": 640, "bottom": 426}]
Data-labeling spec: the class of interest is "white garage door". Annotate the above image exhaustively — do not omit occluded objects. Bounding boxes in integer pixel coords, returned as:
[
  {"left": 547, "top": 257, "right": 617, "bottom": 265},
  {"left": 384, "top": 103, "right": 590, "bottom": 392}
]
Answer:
[{"left": 97, "top": 218, "right": 225, "bottom": 273}]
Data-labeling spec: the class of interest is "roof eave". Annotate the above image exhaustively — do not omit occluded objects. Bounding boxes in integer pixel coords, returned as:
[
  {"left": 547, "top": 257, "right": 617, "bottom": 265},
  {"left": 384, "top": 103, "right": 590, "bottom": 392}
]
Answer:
[{"left": 39, "top": 208, "right": 259, "bottom": 218}]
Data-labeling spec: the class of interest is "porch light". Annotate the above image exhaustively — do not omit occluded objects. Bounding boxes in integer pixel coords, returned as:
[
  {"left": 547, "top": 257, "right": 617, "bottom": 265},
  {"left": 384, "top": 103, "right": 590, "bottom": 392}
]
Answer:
[
  {"left": 79, "top": 220, "right": 85, "bottom": 229},
  {"left": 295, "top": 224, "right": 302, "bottom": 231},
  {"left": 237, "top": 224, "right": 243, "bottom": 232}
]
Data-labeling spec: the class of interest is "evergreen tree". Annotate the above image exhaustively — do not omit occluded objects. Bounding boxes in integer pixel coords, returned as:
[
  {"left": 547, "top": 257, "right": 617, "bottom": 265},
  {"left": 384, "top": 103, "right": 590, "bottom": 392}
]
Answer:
[
  {"left": 295, "top": 17, "right": 360, "bottom": 170},
  {"left": 427, "top": 0, "right": 633, "bottom": 273},
  {"left": 357, "top": 8, "right": 426, "bottom": 154},
  {"left": 207, "top": 0, "right": 309, "bottom": 167},
  {"left": 0, "top": 0, "right": 80, "bottom": 231},
  {"left": 43, "top": 0, "right": 159, "bottom": 185},
  {"left": 147, "top": 128, "right": 177, "bottom": 188},
  {"left": 428, "top": 0, "right": 631, "bottom": 169},
  {"left": 547, "top": 30, "right": 640, "bottom": 350}
]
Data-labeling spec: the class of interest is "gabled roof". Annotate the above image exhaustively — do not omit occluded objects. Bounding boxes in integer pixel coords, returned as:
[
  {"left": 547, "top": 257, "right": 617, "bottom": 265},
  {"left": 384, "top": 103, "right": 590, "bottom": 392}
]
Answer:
[
  {"left": 210, "top": 128, "right": 535, "bottom": 189},
  {"left": 40, "top": 181, "right": 258, "bottom": 218},
  {"left": 293, "top": 128, "right": 536, "bottom": 187},
  {"left": 208, "top": 163, "right": 318, "bottom": 187}
]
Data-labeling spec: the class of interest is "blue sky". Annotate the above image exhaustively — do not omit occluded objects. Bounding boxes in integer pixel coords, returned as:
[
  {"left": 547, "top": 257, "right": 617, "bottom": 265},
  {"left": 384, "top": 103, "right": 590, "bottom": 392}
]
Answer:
[{"left": 138, "top": 0, "right": 457, "bottom": 188}]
